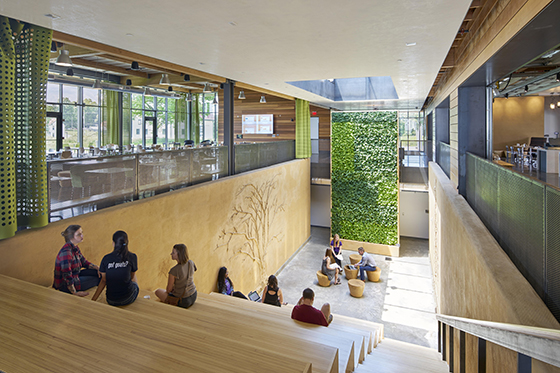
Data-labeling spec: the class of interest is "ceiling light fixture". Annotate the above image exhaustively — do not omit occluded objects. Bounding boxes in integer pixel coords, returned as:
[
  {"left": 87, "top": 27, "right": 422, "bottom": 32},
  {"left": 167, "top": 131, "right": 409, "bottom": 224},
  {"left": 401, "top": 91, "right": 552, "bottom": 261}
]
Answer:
[
  {"left": 505, "top": 93, "right": 509, "bottom": 99},
  {"left": 524, "top": 85, "right": 529, "bottom": 93},
  {"left": 187, "top": 91, "right": 193, "bottom": 101},
  {"left": 203, "top": 83, "right": 212, "bottom": 93},
  {"left": 551, "top": 103, "right": 556, "bottom": 109},
  {"left": 66, "top": 68, "right": 74, "bottom": 76},
  {"left": 238, "top": 90, "right": 246, "bottom": 99},
  {"left": 55, "top": 49, "right": 72, "bottom": 67},
  {"left": 260, "top": 95, "right": 266, "bottom": 103},
  {"left": 160, "top": 74, "right": 171, "bottom": 85},
  {"left": 183, "top": 74, "right": 190, "bottom": 82},
  {"left": 131, "top": 61, "right": 139, "bottom": 70},
  {"left": 213, "top": 93, "right": 218, "bottom": 104},
  {"left": 557, "top": 73, "right": 560, "bottom": 82},
  {"left": 405, "top": 42, "right": 416, "bottom": 47},
  {"left": 168, "top": 86, "right": 173, "bottom": 92},
  {"left": 50, "top": 41, "right": 57, "bottom": 53},
  {"left": 92, "top": 79, "right": 102, "bottom": 89}
]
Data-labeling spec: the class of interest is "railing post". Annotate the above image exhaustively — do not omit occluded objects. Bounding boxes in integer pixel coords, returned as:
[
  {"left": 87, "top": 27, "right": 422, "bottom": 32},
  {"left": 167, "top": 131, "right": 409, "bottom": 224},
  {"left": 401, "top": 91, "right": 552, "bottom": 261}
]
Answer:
[
  {"left": 438, "top": 320, "right": 442, "bottom": 354},
  {"left": 518, "top": 353, "right": 531, "bottom": 373},
  {"left": 222, "top": 79, "right": 235, "bottom": 176},
  {"left": 450, "top": 326, "right": 454, "bottom": 372},
  {"left": 442, "top": 322, "right": 447, "bottom": 362},
  {"left": 460, "top": 330, "right": 465, "bottom": 373},
  {"left": 478, "top": 337, "right": 486, "bottom": 373}
]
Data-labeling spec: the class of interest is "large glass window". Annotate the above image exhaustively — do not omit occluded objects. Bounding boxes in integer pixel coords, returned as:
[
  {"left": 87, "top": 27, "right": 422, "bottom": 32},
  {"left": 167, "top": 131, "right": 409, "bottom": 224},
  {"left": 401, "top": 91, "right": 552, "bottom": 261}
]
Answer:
[
  {"left": 82, "top": 88, "right": 100, "bottom": 148},
  {"left": 199, "top": 93, "right": 218, "bottom": 143},
  {"left": 398, "top": 111, "right": 426, "bottom": 167}
]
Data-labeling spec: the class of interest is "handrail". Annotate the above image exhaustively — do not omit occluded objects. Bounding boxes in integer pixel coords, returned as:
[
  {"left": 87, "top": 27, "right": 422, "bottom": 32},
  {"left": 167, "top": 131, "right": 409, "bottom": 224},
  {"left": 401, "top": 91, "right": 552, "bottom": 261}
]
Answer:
[{"left": 436, "top": 314, "right": 560, "bottom": 368}]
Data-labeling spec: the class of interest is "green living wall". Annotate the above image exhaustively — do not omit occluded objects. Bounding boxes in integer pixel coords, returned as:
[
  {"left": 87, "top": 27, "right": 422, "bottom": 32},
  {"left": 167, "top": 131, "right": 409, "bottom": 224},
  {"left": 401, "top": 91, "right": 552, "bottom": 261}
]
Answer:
[{"left": 331, "top": 111, "right": 399, "bottom": 245}]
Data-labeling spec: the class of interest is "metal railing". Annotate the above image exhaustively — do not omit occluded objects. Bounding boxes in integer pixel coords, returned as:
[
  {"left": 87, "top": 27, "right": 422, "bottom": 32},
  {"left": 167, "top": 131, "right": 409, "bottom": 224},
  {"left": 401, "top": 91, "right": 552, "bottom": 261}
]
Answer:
[{"left": 437, "top": 314, "right": 560, "bottom": 372}]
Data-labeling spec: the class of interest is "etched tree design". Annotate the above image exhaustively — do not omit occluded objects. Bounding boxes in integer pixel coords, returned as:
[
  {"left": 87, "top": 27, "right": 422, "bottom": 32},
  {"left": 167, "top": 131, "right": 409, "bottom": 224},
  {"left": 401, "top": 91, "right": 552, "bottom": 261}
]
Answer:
[{"left": 216, "top": 174, "right": 285, "bottom": 282}]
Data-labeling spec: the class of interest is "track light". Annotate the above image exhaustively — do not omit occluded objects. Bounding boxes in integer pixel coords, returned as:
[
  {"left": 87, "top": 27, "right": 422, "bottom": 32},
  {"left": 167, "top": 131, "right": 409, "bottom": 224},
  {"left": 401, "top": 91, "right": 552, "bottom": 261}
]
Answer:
[
  {"left": 505, "top": 93, "right": 509, "bottom": 99},
  {"left": 126, "top": 79, "right": 132, "bottom": 86},
  {"left": 557, "top": 73, "right": 560, "bottom": 82},
  {"left": 183, "top": 74, "right": 190, "bottom": 82},
  {"left": 50, "top": 41, "right": 57, "bottom": 53},
  {"left": 260, "top": 95, "right": 266, "bottom": 103},
  {"left": 160, "top": 74, "right": 170, "bottom": 85},
  {"left": 238, "top": 90, "right": 246, "bottom": 99},
  {"left": 212, "top": 93, "right": 218, "bottom": 104},
  {"left": 524, "top": 85, "right": 529, "bottom": 93},
  {"left": 55, "top": 49, "right": 73, "bottom": 67},
  {"left": 168, "top": 86, "right": 173, "bottom": 92},
  {"left": 92, "top": 79, "right": 102, "bottom": 89},
  {"left": 66, "top": 68, "right": 74, "bottom": 76},
  {"left": 203, "top": 83, "right": 212, "bottom": 93},
  {"left": 551, "top": 103, "right": 556, "bottom": 110},
  {"left": 187, "top": 91, "right": 193, "bottom": 101},
  {"left": 131, "top": 61, "right": 139, "bottom": 70}
]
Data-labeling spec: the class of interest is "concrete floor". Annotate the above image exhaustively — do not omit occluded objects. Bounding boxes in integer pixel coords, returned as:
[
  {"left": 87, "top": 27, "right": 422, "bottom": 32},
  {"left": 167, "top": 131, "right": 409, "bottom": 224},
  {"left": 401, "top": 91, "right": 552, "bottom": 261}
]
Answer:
[{"left": 276, "top": 227, "right": 438, "bottom": 349}]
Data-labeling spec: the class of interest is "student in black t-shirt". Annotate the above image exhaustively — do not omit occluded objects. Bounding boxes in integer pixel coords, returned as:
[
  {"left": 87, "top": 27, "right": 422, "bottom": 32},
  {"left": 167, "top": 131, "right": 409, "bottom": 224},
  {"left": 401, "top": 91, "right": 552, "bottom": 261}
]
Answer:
[{"left": 92, "top": 230, "right": 139, "bottom": 306}]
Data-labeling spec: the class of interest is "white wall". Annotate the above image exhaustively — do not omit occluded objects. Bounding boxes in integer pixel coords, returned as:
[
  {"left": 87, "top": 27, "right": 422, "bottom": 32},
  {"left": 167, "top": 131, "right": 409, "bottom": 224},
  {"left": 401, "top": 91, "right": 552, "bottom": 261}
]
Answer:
[
  {"left": 311, "top": 184, "right": 330, "bottom": 227},
  {"left": 399, "top": 190, "right": 429, "bottom": 239},
  {"left": 544, "top": 95, "right": 560, "bottom": 138}
]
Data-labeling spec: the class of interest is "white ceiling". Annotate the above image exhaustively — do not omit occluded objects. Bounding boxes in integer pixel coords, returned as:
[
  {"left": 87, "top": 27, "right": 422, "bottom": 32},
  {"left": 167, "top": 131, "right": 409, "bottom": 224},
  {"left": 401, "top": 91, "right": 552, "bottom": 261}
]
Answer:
[{"left": 1, "top": 0, "right": 471, "bottom": 111}]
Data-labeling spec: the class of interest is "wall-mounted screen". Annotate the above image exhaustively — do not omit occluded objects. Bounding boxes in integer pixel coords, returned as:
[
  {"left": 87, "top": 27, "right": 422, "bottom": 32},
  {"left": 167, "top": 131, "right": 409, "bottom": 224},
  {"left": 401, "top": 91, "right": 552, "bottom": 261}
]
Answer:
[{"left": 242, "top": 114, "right": 274, "bottom": 134}]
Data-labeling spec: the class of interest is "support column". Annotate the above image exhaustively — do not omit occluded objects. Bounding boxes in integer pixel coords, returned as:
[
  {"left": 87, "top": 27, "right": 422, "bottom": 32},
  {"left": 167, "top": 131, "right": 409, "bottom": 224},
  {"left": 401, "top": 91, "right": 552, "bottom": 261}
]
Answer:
[
  {"left": 458, "top": 86, "right": 487, "bottom": 196},
  {"left": 223, "top": 79, "right": 235, "bottom": 175},
  {"left": 478, "top": 338, "right": 487, "bottom": 373}
]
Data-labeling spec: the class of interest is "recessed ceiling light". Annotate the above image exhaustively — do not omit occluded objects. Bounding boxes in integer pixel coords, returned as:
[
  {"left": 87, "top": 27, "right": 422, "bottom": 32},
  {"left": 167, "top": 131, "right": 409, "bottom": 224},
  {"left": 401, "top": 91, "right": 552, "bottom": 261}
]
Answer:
[
  {"left": 405, "top": 42, "right": 416, "bottom": 47},
  {"left": 397, "top": 59, "right": 403, "bottom": 62},
  {"left": 126, "top": 33, "right": 134, "bottom": 37},
  {"left": 229, "top": 22, "right": 237, "bottom": 26},
  {"left": 44, "top": 13, "right": 61, "bottom": 19},
  {"left": 199, "top": 62, "right": 205, "bottom": 65}
]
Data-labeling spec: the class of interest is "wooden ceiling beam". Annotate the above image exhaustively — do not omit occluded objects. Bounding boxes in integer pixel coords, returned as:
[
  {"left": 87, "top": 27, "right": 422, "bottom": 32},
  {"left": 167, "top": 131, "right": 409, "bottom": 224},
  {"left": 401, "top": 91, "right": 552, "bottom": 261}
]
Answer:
[
  {"left": 96, "top": 54, "right": 180, "bottom": 77},
  {"left": 464, "top": 8, "right": 476, "bottom": 21},
  {"left": 52, "top": 30, "right": 226, "bottom": 84},
  {"left": 70, "top": 58, "right": 148, "bottom": 78}
]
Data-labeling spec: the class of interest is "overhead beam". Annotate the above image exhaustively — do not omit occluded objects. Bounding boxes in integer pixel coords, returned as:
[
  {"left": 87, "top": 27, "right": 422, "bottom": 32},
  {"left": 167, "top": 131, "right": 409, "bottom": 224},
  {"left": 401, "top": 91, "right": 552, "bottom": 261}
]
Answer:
[
  {"left": 96, "top": 54, "right": 181, "bottom": 77},
  {"left": 52, "top": 30, "right": 226, "bottom": 83},
  {"left": 70, "top": 58, "right": 148, "bottom": 78},
  {"left": 235, "top": 82, "right": 295, "bottom": 101}
]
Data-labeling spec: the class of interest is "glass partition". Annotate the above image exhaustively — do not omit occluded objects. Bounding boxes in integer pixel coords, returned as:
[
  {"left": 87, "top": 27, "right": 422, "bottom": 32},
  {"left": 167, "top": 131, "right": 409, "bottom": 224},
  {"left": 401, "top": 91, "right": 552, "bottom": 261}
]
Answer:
[{"left": 235, "top": 140, "right": 295, "bottom": 174}]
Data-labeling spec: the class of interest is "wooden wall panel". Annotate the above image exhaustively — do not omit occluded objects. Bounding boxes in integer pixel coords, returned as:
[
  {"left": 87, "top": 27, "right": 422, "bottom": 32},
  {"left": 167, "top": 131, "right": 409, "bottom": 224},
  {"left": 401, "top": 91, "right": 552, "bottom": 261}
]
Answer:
[
  {"left": 0, "top": 159, "right": 311, "bottom": 296},
  {"left": 218, "top": 88, "right": 296, "bottom": 143}
]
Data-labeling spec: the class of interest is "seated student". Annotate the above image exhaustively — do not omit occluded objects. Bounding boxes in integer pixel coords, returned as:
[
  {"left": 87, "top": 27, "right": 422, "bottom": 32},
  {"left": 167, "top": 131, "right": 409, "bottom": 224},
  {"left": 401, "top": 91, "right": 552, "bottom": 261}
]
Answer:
[
  {"left": 53, "top": 225, "right": 100, "bottom": 296},
  {"left": 217, "top": 266, "right": 247, "bottom": 299},
  {"left": 291, "top": 288, "right": 332, "bottom": 326},
  {"left": 92, "top": 231, "right": 138, "bottom": 306},
  {"left": 355, "top": 246, "right": 377, "bottom": 281},
  {"left": 155, "top": 243, "right": 198, "bottom": 309},
  {"left": 322, "top": 248, "right": 342, "bottom": 285},
  {"left": 260, "top": 275, "right": 285, "bottom": 307}
]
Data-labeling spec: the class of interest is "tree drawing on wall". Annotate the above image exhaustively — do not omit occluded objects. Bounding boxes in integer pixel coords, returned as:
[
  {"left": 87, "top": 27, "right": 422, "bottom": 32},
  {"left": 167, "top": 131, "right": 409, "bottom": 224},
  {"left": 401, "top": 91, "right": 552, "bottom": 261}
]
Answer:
[{"left": 216, "top": 174, "right": 285, "bottom": 283}]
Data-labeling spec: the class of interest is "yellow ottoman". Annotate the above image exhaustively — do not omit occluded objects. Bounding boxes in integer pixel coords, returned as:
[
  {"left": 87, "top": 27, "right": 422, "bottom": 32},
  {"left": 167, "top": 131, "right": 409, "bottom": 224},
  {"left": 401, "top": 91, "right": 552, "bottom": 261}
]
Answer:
[
  {"left": 316, "top": 271, "right": 331, "bottom": 287},
  {"left": 366, "top": 267, "right": 381, "bottom": 282},
  {"left": 348, "top": 279, "right": 365, "bottom": 298},
  {"left": 344, "top": 264, "right": 358, "bottom": 279},
  {"left": 349, "top": 254, "right": 361, "bottom": 265}
]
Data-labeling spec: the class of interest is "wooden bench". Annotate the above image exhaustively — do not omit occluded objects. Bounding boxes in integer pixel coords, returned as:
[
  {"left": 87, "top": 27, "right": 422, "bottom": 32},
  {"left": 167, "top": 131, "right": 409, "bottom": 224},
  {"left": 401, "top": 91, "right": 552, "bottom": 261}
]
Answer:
[{"left": 0, "top": 275, "right": 311, "bottom": 373}]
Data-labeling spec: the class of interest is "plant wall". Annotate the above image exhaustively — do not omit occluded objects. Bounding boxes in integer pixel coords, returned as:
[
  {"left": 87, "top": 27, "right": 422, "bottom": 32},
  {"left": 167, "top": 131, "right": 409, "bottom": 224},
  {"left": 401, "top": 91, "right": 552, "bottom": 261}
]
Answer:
[{"left": 331, "top": 111, "right": 398, "bottom": 245}]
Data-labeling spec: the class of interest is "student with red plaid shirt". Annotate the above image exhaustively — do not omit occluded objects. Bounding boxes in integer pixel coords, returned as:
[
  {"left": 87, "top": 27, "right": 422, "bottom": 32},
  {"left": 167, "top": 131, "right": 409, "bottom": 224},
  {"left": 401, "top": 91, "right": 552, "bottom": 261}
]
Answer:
[{"left": 53, "top": 225, "right": 100, "bottom": 297}]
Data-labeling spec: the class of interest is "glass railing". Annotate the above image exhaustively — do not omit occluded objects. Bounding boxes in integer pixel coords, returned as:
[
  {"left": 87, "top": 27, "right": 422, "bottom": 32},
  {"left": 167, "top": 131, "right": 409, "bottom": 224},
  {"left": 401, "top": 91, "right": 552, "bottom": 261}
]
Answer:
[
  {"left": 234, "top": 140, "right": 295, "bottom": 174},
  {"left": 437, "top": 142, "right": 451, "bottom": 178},
  {"left": 48, "top": 146, "right": 228, "bottom": 220}
]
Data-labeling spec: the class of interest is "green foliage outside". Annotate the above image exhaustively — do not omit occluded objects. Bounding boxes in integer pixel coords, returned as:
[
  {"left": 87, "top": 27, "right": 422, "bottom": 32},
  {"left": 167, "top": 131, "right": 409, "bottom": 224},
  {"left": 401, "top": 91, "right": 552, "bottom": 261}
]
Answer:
[{"left": 331, "top": 111, "right": 399, "bottom": 245}]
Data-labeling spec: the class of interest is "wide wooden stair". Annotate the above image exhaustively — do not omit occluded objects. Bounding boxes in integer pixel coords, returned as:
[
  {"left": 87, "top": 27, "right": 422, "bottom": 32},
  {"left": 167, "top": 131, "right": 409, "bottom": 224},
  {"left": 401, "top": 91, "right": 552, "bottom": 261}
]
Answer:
[{"left": 0, "top": 274, "right": 448, "bottom": 372}]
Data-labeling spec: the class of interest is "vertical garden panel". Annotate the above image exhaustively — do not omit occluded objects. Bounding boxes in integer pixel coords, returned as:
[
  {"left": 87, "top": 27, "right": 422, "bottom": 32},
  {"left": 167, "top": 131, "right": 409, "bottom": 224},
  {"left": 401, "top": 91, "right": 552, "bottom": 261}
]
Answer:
[
  {"left": 14, "top": 23, "right": 52, "bottom": 228},
  {"left": 331, "top": 112, "right": 399, "bottom": 245}
]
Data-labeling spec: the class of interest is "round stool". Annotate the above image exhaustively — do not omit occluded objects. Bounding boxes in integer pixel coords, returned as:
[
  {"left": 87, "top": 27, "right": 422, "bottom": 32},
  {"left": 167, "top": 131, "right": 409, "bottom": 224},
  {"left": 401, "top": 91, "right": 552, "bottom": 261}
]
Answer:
[
  {"left": 366, "top": 267, "right": 381, "bottom": 282},
  {"left": 344, "top": 264, "right": 358, "bottom": 279},
  {"left": 348, "top": 279, "right": 365, "bottom": 298},
  {"left": 349, "top": 254, "right": 361, "bottom": 265},
  {"left": 316, "top": 271, "right": 331, "bottom": 287}
]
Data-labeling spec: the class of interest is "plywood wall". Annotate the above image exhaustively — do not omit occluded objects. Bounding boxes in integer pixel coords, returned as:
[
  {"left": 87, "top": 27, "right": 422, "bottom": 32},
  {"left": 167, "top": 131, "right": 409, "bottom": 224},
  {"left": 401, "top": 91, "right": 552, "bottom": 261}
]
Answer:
[{"left": 0, "top": 159, "right": 311, "bottom": 295}]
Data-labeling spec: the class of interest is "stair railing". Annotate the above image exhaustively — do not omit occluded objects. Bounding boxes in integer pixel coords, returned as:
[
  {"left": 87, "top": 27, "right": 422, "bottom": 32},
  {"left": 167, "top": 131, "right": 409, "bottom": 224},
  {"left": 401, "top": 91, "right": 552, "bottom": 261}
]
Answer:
[{"left": 437, "top": 314, "right": 560, "bottom": 373}]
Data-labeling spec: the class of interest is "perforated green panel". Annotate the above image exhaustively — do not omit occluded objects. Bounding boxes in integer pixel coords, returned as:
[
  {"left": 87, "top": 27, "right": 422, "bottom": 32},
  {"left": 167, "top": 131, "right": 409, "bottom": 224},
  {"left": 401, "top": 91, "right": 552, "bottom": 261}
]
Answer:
[
  {"left": 0, "top": 17, "right": 17, "bottom": 238},
  {"left": 14, "top": 24, "right": 51, "bottom": 228}
]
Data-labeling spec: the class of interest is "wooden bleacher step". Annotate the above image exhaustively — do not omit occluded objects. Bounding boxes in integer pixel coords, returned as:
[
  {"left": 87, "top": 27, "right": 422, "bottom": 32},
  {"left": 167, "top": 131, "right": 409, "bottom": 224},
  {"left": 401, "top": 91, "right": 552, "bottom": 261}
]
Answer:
[
  {"left": 0, "top": 275, "right": 312, "bottom": 373},
  {"left": 353, "top": 338, "right": 448, "bottom": 373}
]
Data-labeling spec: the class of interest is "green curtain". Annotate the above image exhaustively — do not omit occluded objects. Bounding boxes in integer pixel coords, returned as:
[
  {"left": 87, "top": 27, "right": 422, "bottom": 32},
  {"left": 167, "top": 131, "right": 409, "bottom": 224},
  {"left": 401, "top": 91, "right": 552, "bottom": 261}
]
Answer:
[
  {"left": 102, "top": 90, "right": 120, "bottom": 145},
  {"left": 190, "top": 93, "right": 200, "bottom": 145},
  {"left": 295, "top": 98, "right": 311, "bottom": 158},
  {"left": 175, "top": 94, "right": 188, "bottom": 143}
]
